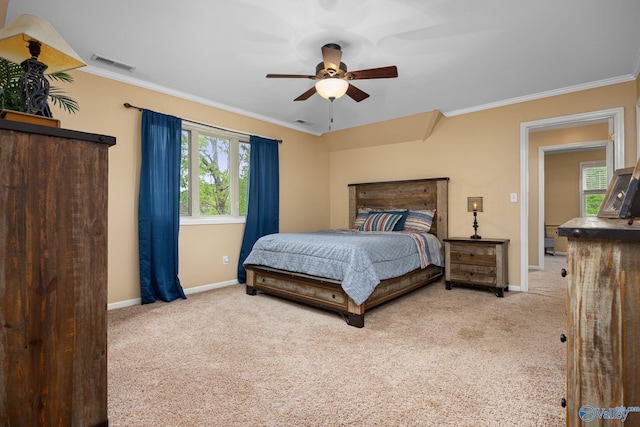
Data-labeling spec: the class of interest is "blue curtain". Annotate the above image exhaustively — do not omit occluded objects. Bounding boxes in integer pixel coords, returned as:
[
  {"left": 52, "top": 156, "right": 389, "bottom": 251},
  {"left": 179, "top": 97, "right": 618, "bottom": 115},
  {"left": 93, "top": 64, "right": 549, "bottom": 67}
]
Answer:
[
  {"left": 138, "top": 109, "right": 186, "bottom": 304},
  {"left": 237, "top": 135, "right": 280, "bottom": 283}
]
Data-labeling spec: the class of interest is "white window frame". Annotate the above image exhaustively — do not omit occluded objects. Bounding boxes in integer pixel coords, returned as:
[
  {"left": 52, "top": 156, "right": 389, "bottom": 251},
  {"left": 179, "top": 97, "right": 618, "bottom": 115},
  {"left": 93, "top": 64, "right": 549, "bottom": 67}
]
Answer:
[
  {"left": 180, "top": 122, "right": 249, "bottom": 226},
  {"left": 580, "top": 160, "right": 607, "bottom": 217}
]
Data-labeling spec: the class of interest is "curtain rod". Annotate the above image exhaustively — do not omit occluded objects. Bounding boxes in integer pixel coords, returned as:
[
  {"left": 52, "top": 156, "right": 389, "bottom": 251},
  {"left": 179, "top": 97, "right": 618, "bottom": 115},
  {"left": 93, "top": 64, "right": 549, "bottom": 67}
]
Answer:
[{"left": 123, "top": 103, "right": 282, "bottom": 143}]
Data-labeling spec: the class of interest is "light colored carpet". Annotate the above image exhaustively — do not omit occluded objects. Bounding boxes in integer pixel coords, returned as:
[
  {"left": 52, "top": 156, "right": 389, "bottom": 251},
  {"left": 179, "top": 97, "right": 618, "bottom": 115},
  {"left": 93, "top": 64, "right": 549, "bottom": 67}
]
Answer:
[{"left": 107, "top": 255, "right": 567, "bottom": 426}]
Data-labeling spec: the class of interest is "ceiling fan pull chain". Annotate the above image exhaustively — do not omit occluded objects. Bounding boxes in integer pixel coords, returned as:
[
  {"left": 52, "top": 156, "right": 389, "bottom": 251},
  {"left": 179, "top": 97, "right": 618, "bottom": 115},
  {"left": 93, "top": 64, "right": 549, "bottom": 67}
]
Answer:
[{"left": 329, "top": 96, "right": 335, "bottom": 131}]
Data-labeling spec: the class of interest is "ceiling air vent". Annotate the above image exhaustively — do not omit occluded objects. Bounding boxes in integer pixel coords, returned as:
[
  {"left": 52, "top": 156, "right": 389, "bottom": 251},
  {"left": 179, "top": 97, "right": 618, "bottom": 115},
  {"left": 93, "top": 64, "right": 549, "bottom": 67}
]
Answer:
[{"left": 90, "top": 54, "right": 135, "bottom": 72}]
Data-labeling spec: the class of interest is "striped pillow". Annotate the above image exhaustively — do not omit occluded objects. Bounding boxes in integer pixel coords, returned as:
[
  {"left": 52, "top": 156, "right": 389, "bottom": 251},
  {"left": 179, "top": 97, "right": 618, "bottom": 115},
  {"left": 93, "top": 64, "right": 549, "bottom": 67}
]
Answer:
[
  {"left": 360, "top": 212, "right": 404, "bottom": 232},
  {"left": 353, "top": 209, "right": 408, "bottom": 230},
  {"left": 403, "top": 210, "right": 435, "bottom": 233}
]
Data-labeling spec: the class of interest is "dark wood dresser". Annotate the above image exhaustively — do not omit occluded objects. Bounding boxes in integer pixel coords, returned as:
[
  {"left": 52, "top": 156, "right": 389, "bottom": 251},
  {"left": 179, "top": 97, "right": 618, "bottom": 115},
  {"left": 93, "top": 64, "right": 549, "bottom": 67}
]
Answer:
[
  {"left": 559, "top": 217, "right": 640, "bottom": 426},
  {"left": 443, "top": 237, "right": 509, "bottom": 297},
  {"left": 0, "top": 119, "right": 115, "bottom": 426}
]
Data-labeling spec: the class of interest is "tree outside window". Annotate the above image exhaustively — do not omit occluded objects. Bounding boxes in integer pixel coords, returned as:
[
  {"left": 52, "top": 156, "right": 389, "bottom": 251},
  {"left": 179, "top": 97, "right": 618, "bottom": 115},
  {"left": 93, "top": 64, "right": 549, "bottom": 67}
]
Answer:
[
  {"left": 581, "top": 161, "right": 607, "bottom": 217},
  {"left": 180, "top": 125, "right": 250, "bottom": 220}
]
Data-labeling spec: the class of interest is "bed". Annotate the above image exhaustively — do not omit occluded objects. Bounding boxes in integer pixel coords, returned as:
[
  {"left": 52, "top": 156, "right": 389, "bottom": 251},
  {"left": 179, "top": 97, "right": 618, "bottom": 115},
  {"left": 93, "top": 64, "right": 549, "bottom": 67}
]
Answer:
[{"left": 244, "top": 177, "right": 449, "bottom": 327}]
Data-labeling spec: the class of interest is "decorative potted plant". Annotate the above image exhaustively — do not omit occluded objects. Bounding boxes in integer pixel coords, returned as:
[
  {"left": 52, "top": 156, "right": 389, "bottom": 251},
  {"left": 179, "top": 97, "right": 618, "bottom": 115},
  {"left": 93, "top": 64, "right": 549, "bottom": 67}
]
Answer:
[{"left": 0, "top": 57, "right": 79, "bottom": 114}]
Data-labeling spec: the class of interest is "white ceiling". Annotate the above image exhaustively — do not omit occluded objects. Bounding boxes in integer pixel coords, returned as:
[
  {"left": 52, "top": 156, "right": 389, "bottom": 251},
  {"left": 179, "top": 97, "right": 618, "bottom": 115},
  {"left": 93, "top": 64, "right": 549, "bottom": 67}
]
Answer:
[{"left": 6, "top": 0, "right": 640, "bottom": 135}]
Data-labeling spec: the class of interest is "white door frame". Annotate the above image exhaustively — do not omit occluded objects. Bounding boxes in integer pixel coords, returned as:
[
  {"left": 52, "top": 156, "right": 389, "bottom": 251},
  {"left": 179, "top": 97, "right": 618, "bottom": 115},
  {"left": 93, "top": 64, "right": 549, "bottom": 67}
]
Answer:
[{"left": 518, "top": 107, "right": 624, "bottom": 291}]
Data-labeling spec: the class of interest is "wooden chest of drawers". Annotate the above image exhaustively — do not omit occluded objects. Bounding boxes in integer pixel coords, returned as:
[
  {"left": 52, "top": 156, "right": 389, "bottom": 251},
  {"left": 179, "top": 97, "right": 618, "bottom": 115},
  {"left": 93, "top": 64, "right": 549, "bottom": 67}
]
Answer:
[
  {"left": 559, "top": 217, "right": 640, "bottom": 426},
  {"left": 443, "top": 238, "right": 509, "bottom": 297},
  {"left": 0, "top": 120, "right": 115, "bottom": 426}
]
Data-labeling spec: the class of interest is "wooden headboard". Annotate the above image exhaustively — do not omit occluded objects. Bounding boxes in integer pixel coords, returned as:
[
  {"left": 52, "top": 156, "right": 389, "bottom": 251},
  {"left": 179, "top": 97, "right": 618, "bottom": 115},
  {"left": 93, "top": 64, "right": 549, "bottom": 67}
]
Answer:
[{"left": 347, "top": 178, "right": 449, "bottom": 242}]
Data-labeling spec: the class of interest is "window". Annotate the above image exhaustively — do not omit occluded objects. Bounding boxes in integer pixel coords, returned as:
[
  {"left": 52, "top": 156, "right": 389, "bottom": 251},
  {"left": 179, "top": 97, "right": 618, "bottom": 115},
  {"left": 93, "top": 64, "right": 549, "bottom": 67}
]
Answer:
[
  {"left": 180, "top": 123, "right": 250, "bottom": 224},
  {"left": 580, "top": 161, "right": 607, "bottom": 217}
]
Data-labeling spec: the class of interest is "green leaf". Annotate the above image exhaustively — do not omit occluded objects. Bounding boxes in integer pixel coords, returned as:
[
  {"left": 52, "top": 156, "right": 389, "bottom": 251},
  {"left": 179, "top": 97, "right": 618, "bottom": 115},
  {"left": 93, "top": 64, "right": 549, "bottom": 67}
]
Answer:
[
  {"left": 48, "top": 87, "right": 80, "bottom": 114},
  {"left": 47, "top": 71, "right": 74, "bottom": 84},
  {"left": 0, "top": 58, "right": 26, "bottom": 112}
]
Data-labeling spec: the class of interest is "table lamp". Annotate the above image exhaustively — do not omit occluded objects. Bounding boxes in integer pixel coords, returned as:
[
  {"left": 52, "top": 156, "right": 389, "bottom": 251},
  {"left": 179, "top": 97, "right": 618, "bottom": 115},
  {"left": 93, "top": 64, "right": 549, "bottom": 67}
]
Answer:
[
  {"left": 467, "top": 197, "right": 483, "bottom": 239},
  {"left": 0, "top": 14, "right": 85, "bottom": 117}
]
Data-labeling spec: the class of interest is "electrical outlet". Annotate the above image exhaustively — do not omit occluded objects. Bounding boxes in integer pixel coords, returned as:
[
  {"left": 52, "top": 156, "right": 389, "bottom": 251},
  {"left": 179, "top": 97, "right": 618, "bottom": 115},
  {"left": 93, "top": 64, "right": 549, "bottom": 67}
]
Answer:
[
  {"left": 222, "top": 256, "right": 229, "bottom": 265},
  {"left": 510, "top": 193, "right": 518, "bottom": 202}
]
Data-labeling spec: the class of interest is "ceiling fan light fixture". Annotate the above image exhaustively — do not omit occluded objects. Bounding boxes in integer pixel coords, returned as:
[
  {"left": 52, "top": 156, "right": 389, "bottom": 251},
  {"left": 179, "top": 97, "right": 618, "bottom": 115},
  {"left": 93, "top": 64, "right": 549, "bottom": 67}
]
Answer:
[{"left": 315, "top": 78, "right": 348, "bottom": 100}]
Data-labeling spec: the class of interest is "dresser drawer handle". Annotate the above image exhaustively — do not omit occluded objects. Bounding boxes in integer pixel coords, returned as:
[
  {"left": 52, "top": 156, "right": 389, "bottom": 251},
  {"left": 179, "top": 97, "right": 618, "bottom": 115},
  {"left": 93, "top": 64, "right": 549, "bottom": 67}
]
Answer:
[
  {"left": 560, "top": 268, "right": 567, "bottom": 277},
  {"left": 469, "top": 252, "right": 474, "bottom": 256}
]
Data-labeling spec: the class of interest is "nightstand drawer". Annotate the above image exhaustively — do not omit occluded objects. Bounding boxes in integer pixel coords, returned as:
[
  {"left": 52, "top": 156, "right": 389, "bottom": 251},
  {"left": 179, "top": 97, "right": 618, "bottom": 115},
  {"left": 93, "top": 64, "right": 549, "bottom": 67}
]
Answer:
[
  {"left": 449, "top": 244, "right": 496, "bottom": 266},
  {"left": 449, "top": 263, "right": 497, "bottom": 285}
]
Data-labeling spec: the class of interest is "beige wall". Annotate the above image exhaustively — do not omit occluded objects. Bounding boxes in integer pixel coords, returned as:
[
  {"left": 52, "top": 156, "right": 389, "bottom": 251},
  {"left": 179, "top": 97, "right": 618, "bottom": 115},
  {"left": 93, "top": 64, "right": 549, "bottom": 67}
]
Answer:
[
  {"left": 544, "top": 149, "right": 606, "bottom": 253},
  {"left": 325, "top": 82, "right": 638, "bottom": 287},
  {"left": 53, "top": 71, "right": 330, "bottom": 304}
]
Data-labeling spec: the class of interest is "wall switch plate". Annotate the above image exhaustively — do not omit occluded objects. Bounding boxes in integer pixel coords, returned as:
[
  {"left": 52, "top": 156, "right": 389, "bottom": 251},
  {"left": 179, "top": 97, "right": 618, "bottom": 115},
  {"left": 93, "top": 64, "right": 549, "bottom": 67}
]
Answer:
[
  {"left": 510, "top": 193, "right": 518, "bottom": 202},
  {"left": 223, "top": 256, "right": 229, "bottom": 265}
]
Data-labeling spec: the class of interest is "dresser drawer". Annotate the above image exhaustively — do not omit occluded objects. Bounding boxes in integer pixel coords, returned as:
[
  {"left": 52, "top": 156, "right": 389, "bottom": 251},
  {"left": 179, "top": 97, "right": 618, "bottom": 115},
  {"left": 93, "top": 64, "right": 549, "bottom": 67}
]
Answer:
[
  {"left": 449, "top": 243, "right": 496, "bottom": 267},
  {"left": 449, "top": 263, "right": 497, "bottom": 285}
]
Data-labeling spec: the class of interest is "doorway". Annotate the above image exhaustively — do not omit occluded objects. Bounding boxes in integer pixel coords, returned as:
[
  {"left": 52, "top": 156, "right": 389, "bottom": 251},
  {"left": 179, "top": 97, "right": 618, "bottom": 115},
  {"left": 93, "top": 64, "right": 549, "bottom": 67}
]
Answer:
[
  {"left": 518, "top": 107, "right": 624, "bottom": 292},
  {"left": 537, "top": 141, "right": 610, "bottom": 270}
]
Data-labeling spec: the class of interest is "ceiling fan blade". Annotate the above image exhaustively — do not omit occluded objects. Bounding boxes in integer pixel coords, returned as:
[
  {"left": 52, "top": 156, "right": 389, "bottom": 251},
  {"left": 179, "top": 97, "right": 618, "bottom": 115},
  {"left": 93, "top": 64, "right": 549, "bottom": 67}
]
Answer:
[
  {"left": 321, "top": 43, "right": 343, "bottom": 72},
  {"left": 348, "top": 66, "right": 398, "bottom": 80},
  {"left": 294, "top": 86, "right": 317, "bottom": 101},
  {"left": 266, "top": 73, "right": 316, "bottom": 79},
  {"left": 346, "top": 84, "right": 369, "bottom": 102}
]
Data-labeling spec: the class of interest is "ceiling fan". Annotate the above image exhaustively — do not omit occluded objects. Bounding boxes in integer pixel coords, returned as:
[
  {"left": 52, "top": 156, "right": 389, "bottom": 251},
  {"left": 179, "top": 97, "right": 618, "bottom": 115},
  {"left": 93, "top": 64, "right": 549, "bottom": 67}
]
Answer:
[{"left": 266, "top": 43, "right": 398, "bottom": 102}]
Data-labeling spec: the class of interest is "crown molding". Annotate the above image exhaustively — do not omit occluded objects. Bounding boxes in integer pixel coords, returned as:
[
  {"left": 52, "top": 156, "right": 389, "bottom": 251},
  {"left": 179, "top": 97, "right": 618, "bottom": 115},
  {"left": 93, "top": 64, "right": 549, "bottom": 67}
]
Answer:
[{"left": 444, "top": 75, "right": 636, "bottom": 118}]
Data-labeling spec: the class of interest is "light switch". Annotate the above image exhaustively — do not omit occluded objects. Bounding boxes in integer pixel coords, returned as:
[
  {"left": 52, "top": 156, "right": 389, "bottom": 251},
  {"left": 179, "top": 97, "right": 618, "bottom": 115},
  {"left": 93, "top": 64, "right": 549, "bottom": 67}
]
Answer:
[{"left": 510, "top": 193, "right": 518, "bottom": 202}]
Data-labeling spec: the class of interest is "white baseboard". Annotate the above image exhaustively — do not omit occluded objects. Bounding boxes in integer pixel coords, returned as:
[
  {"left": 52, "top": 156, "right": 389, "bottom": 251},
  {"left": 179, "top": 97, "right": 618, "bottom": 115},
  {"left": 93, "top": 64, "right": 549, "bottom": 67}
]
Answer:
[
  {"left": 183, "top": 279, "right": 238, "bottom": 295},
  {"left": 108, "top": 298, "right": 141, "bottom": 310},
  {"left": 107, "top": 279, "right": 239, "bottom": 311}
]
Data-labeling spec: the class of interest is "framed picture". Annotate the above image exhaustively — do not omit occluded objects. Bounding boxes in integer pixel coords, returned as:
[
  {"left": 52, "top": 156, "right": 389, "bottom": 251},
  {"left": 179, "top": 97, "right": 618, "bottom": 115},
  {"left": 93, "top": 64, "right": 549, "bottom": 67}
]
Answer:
[
  {"left": 619, "top": 156, "right": 640, "bottom": 218},
  {"left": 597, "top": 167, "right": 634, "bottom": 218}
]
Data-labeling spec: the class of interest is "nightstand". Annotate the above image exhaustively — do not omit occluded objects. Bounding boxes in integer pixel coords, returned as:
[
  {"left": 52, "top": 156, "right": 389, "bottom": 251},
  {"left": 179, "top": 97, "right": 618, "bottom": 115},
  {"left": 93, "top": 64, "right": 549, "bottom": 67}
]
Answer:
[{"left": 443, "top": 238, "right": 509, "bottom": 297}]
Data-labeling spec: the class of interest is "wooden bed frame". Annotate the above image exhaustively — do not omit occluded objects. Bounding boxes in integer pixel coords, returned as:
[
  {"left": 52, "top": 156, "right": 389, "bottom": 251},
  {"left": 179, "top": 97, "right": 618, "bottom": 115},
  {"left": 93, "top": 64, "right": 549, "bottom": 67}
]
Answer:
[{"left": 245, "top": 177, "right": 449, "bottom": 327}]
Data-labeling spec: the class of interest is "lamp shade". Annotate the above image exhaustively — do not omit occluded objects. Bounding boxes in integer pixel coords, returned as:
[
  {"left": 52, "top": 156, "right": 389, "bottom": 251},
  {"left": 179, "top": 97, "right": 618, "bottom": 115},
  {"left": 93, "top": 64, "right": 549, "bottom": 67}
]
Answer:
[
  {"left": 467, "top": 197, "right": 484, "bottom": 212},
  {"left": 0, "top": 14, "right": 85, "bottom": 73},
  {"left": 315, "top": 78, "right": 349, "bottom": 99}
]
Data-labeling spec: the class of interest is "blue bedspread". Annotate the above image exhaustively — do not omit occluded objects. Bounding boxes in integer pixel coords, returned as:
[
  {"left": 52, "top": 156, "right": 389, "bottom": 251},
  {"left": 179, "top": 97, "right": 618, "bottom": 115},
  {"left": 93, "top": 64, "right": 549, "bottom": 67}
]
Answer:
[{"left": 243, "top": 230, "right": 443, "bottom": 306}]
